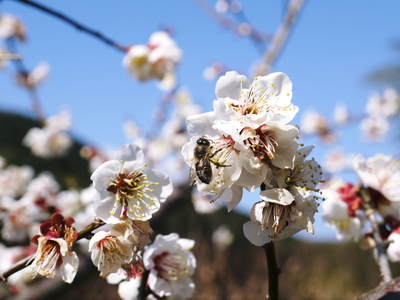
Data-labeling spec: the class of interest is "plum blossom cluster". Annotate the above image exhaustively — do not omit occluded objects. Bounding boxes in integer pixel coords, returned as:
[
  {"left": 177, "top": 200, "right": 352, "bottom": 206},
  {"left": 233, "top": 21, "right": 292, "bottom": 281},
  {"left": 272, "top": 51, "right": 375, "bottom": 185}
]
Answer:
[
  {"left": 301, "top": 88, "right": 400, "bottom": 145},
  {"left": 23, "top": 110, "right": 72, "bottom": 158},
  {"left": 0, "top": 158, "right": 100, "bottom": 290},
  {"left": 322, "top": 154, "right": 400, "bottom": 263},
  {"left": 88, "top": 144, "right": 196, "bottom": 299},
  {"left": 123, "top": 31, "right": 182, "bottom": 90},
  {"left": 0, "top": 13, "right": 50, "bottom": 93},
  {"left": 361, "top": 88, "right": 400, "bottom": 142},
  {"left": 1, "top": 144, "right": 197, "bottom": 299},
  {"left": 109, "top": 233, "right": 196, "bottom": 300},
  {"left": 182, "top": 71, "right": 323, "bottom": 246}
]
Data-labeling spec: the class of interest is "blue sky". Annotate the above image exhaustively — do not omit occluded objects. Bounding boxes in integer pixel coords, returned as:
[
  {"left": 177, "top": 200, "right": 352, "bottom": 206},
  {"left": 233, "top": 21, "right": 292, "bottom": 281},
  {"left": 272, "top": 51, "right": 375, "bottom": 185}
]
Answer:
[{"left": 0, "top": 0, "right": 399, "bottom": 241}]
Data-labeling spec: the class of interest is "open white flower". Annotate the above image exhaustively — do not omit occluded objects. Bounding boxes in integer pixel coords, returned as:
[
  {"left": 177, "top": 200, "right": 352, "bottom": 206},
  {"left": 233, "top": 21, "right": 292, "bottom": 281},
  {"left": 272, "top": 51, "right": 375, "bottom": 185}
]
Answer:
[
  {"left": 123, "top": 31, "right": 181, "bottom": 90},
  {"left": 118, "top": 276, "right": 141, "bottom": 300},
  {"left": 244, "top": 187, "right": 317, "bottom": 246},
  {"left": 17, "top": 62, "right": 49, "bottom": 89},
  {"left": 324, "top": 149, "right": 350, "bottom": 173},
  {"left": 321, "top": 178, "right": 363, "bottom": 241},
  {"left": 89, "top": 222, "right": 136, "bottom": 277},
  {"left": 388, "top": 232, "right": 400, "bottom": 262},
  {"left": 23, "top": 110, "right": 72, "bottom": 158},
  {"left": 0, "top": 165, "right": 33, "bottom": 198},
  {"left": 181, "top": 134, "right": 242, "bottom": 199},
  {"left": 360, "top": 116, "right": 389, "bottom": 142},
  {"left": 91, "top": 144, "right": 173, "bottom": 223},
  {"left": 366, "top": 89, "right": 400, "bottom": 118},
  {"left": 123, "top": 45, "right": 152, "bottom": 81},
  {"left": 0, "top": 14, "right": 25, "bottom": 41},
  {"left": 30, "top": 236, "right": 79, "bottom": 283},
  {"left": 243, "top": 146, "right": 322, "bottom": 246},
  {"left": 333, "top": 103, "right": 350, "bottom": 125},
  {"left": 143, "top": 233, "right": 196, "bottom": 299},
  {"left": 214, "top": 71, "right": 298, "bottom": 125},
  {"left": 29, "top": 214, "right": 79, "bottom": 284},
  {"left": 353, "top": 154, "right": 400, "bottom": 202}
]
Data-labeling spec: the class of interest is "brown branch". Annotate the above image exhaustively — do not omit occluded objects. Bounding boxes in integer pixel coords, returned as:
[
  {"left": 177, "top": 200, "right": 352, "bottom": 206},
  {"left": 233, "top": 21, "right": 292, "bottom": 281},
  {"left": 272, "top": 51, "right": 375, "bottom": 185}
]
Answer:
[
  {"left": 263, "top": 242, "right": 280, "bottom": 300},
  {"left": 5, "top": 37, "right": 46, "bottom": 122},
  {"left": 254, "top": 0, "right": 307, "bottom": 76},
  {"left": 194, "top": 0, "right": 270, "bottom": 52},
  {"left": 360, "top": 188, "right": 392, "bottom": 283},
  {"left": 0, "top": 218, "right": 105, "bottom": 282},
  {"left": 10, "top": 0, "right": 128, "bottom": 53}
]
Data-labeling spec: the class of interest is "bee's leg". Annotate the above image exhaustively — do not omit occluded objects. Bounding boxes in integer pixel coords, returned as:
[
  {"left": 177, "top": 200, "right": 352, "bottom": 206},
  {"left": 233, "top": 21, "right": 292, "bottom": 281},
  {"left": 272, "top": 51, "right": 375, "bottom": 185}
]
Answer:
[
  {"left": 210, "top": 159, "right": 231, "bottom": 168},
  {"left": 209, "top": 147, "right": 224, "bottom": 159}
]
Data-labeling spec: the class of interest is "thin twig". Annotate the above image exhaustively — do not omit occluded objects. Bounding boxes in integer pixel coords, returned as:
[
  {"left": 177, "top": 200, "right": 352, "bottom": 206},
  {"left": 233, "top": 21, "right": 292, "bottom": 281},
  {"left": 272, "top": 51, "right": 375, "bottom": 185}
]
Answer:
[
  {"left": 10, "top": 0, "right": 127, "bottom": 53},
  {"left": 138, "top": 270, "right": 150, "bottom": 300},
  {"left": 0, "top": 218, "right": 105, "bottom": 282},
  {"left": 361, "top": 188, "right": 392, "bottom": 282},
  {"left": 263, "top": 242, "right": 280, "bottom": 300},
  {"left": 194, "top": 0, "right": 270, "bottom": 52},
  {"left": 254, "top": 0, "right": 306, "bottom": 76},
  {"left": 5, "top": 37, "right": 46, "bottom": 121}
]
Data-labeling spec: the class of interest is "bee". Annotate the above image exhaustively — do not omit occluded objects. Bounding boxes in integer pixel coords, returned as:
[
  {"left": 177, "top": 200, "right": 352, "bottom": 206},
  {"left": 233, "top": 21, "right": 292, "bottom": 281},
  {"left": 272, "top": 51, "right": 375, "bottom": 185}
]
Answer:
[{"left": 193, "top": 137, "right": 230, "bottom": 184}]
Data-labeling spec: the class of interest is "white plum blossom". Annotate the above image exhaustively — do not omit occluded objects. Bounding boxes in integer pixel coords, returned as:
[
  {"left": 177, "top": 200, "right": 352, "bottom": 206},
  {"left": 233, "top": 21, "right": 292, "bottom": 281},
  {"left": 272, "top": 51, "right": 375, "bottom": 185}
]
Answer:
[
  {"left": 212, "top": 225, "right": 234, "bottom": 250},
  {"left": 387, "top": 232, "right": 400, "bottom": 262},
  {"left": 56, "top": 190, "right": 81, "bottom": 216},
  {"left": 89, "top": 222, "right": 136, "bottom": 277},
  {"left": 30, "top": 236, "right": 79, "bottom": 283},
  {"left": 324, "top": 149, "right": 351, "bottom": 173},
  {"left": 91, "top": 144, "right": 173, "bottom": 223},
  {"left": 353, "top": 154, "right": 400, "bottom": 202},
  {"left": 123, "top": 45, "right": 152, "bottom": 81},
  {"left": 23, "top": 110, "right": 72, "bottom": 158},
  {"left": 17, "top": 62, "right": 49, "bottom": 89},
  {"left": 333, "top": 103, "right": 350, "bottom": 125},
  {"left": 183, "top": 71, "right": 322, "bottom": 246},
  {"left": 0, "top": 14, "right": 25, "bottom": 41},
  {"left": 0, "top": 196, "right": 41, "bottom": 242},
  {"left": 123, "top": 31, "right": 182, "bottom": 90},
  {"left": 360, "top": 116, "right": 389, "bottom": 142},
  {"left": 243, "top": 146, "right": 322, "bottom": 245},
  {"left": 183, "top": 71, "right": 302, "bottom": 205},
  {"left": 143, "top": 233, "right": 196, "bottom": 299},
  {"left": 322, "top": 191, "right": 362, "bottom": 241},
  {"left": 0, "top": 165, "right": 33, "bottom": 198},
  {"left": 29, "top": 214, "right": 79, "bottom": 284},
  {"left": 202, "top": 62, "right": 225, "bottom": 81},
  {"left": 117, "top": 277, "right": 141, "bottom": 300},
  {"left": 301, "top": 110, "right": 334, "bottom": 142},
  {"left": 366, "top": 89, "right": 400, "bottom": 118}
]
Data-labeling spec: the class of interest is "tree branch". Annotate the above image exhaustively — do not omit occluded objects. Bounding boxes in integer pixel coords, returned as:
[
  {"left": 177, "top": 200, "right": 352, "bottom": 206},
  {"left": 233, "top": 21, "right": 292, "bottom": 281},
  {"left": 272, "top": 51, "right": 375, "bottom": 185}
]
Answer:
[
  {"left": 360, "top": 188, "right": 393, "bottom": 283},
  {"left": 5, "top": 37, "right": 46, "bottom": 122},
  {"left": 254, "top": 0, "right": 306, "bottom": 76},
  {"left": 0, "top": 218, "right": 105, "bottom": 282},
  {"left": 194, "top": 0, "right": 270, "bottom": 53},
  {"left": 264, "top": 242, "right": 280, "bottom": 300},
  {"left": 10, "top": 0, "right": 128, "bottom": 53}
]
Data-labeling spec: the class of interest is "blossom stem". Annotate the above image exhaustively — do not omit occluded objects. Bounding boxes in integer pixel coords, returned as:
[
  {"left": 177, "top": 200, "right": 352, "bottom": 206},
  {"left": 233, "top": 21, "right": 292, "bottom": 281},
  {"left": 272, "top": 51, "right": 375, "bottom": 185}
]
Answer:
[
  {"left": 10, "top": 0, "right": 128, "bottom": 53},
  {"left": 367, "top": 210, "right": 392, "bottom": 282},
  {"left": 360, "top": 188, "right": 392, "bottom": 282},
  {"left": 5, "top": 37, "right": 45, "bottom": 122},
  {"left": 254, "top": 0, "right": 307, "bottom": 76},
  {"left": 0, "top": 218, "right": 105, "bottom": 282},
  {"left": 264, "top": 242, "right": 280, "bottom": 300},
  {"left": 137, "top": 269, "right": 150, "bottom": 300}
]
